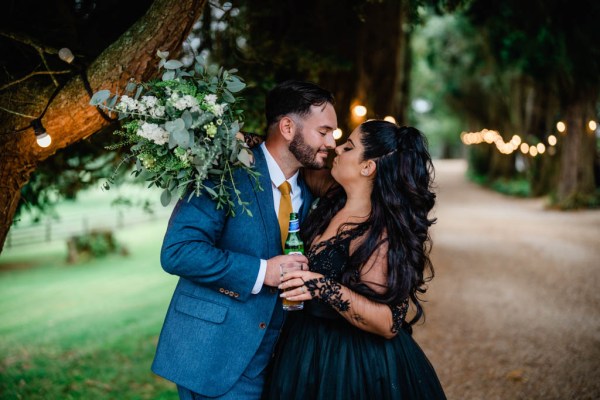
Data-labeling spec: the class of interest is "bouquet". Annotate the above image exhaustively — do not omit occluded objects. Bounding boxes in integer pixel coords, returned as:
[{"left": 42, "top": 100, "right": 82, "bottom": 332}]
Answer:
[{"left": 90, "top": 51, "right": 259, "bottom": 216}]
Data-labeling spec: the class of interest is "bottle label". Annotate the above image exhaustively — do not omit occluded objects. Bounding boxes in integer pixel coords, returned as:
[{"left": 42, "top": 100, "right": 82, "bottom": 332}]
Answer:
[
  {"left": 288, "top": 219, "right": 300, "bottom": 232},
  {"left": 286, "top": 251, "right": 303, "bottom": 255}
]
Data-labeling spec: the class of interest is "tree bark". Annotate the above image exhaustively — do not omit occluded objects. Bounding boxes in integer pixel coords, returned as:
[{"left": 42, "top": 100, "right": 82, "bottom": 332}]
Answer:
[
  {"left": 0, "top": 0, "right": 206, "bottom": 253},
  {"left": 556, "top": 96, "right": 598, "bottom": 208}
]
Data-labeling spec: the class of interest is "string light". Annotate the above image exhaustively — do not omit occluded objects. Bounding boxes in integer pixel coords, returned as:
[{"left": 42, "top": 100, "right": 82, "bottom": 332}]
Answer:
[
  {"left": 58, "top": 48, "right": 75, "bottom": 64},
  {"left": 589, "top": 120, "right": 597, "bottom": 131},
  {"left": 384, "top": 115, "right": 396, "bottom": 124},
  {"left": 32, "top": 119, "right": 51, "bottom": 147},
  {"left": 352, "top": 105, "right": 367, "bottom": 118},
  {"left": 461, "top": 128, "right": 559, "bottom": 157},
  {"left": 556, "top": 121, "right": 566, "bottom": 133},
  {"left": 9, "top": 47, "right": 116, "bottom": 148},
  {"left": 333, "top": 128, "right": 343, "bottom": 140}
]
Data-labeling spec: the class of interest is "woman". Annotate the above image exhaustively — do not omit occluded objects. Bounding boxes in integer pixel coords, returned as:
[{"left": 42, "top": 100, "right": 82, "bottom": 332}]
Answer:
[{"left": 265, "top": 120, "right": 446, "bottom": 399}]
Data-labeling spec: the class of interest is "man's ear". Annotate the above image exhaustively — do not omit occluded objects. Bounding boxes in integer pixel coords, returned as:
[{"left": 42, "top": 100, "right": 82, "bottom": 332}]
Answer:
[
  {"left": 278, "top": 116, "right": 295, "bottom": 141},
  {"left": 361, "top": 160, "right": 376, "bottom": 177}
]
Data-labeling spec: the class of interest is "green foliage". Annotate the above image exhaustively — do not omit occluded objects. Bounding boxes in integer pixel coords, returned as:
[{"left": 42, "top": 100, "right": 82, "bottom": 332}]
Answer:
[
  {"left": 67, "top": 230, "right": 125, "bottom": 262},
  {"left": 92, "top": 53, "right": 259, "bottom": 216},
  {"left": 467, "top": 169, "right": 532, "bottom": 198},
  {"left": 549, "top": 190, "right": 600, "bottom": 210},
  {"left": 463, "top": 0, "right": 600, "bottom": 102}
]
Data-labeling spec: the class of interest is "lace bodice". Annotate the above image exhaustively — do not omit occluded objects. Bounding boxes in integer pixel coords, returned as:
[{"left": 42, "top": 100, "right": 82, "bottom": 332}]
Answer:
[
  {"left": 306, "top": 225, "right": 368, "bottom": 280},
  {"left": 306, "top": 225, "right": 409, "bottom": 331}
]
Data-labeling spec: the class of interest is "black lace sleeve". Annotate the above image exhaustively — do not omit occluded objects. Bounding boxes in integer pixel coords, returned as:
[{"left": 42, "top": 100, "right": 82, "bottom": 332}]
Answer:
[
  {"left": 389, "top": 298, "right": 409, "bottom": 334},
  {"left": 305, "top": 277, "right": 350, "bottom": 312}
]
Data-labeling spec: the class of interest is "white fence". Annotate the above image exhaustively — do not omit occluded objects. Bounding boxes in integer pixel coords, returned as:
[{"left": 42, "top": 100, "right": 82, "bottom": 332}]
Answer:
[{"left": 5, "top": 206, "right": 173, "bottom": 249}]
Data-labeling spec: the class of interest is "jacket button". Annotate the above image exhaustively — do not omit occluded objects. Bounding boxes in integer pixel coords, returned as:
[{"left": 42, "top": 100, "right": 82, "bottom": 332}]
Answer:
[{"left": 259, "top": 322, "right": 267, "bottom": 329}]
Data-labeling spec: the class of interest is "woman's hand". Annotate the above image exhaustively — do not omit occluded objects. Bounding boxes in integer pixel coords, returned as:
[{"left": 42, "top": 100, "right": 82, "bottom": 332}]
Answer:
[{"left": 278, "top": 270, "right": 324, "bottom": 302}]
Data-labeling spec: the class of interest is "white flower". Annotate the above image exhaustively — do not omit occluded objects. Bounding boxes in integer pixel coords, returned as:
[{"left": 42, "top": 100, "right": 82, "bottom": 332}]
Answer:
[
  {"left": 212, "top": 103, "right": 228, "bottom": 117},
  {"left": 141, "top": 95, "right": 159, "bottom": 108},
  {"left": 116, "top": 95, "right": 139, "bottom": 112},
  {"left": 172, "top": 94, "right": 199, "bottom": 111},
  {"left": 150, "top": 105, "right": 166, "bottom": 118},
  {"left": 137, "top": 122, "right": 169, "bottom": 145},
  {"left": 204, "top": 94, "right": 218, "bottom": 106}
]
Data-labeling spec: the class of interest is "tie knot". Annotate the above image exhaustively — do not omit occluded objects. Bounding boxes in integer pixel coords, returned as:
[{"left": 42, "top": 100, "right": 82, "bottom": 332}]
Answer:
[{"left": 278, "top": 181, "right": 291, "bottom": 196}]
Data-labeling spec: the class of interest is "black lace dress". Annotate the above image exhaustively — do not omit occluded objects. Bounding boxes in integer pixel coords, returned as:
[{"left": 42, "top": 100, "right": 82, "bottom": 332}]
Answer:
[{"left": 264, "top": 227, "right": 446, "bottom": 400}]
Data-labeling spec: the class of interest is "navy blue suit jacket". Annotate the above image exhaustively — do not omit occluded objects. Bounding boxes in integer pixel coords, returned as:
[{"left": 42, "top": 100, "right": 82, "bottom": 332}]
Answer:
[{"left": 152, "top": 148, "right": 313, "bottom": 396}]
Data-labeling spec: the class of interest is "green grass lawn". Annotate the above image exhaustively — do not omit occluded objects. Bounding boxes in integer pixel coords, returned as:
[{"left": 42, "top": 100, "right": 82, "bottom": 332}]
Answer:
[{"left": 0, "top": 218, "right": 179, "bottom": 399}]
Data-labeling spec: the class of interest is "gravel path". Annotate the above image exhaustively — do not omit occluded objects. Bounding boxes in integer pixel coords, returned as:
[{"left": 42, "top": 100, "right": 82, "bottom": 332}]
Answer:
[{"left": 413, "top": 159, "right": 600, "bottom": 400}]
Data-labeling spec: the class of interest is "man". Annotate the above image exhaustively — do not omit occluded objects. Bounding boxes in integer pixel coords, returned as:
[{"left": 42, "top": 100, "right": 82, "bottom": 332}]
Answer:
[{"left": 152, "top": 80, "right": 338, "bottom": 399}]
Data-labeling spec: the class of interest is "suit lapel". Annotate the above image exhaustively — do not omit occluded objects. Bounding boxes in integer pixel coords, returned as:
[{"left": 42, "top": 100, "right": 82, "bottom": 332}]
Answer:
[
  {"left": 249, "top": 148, "right": 280, "bottom": 254},
  {"left": 298, "top": 170, "right": 314, "bottom": 224}
]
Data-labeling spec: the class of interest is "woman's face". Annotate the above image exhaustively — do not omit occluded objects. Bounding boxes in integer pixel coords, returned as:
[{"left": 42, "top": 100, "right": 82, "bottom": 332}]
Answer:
[{"left": 331, "top": 126, "right": 367, "bottom": 185}]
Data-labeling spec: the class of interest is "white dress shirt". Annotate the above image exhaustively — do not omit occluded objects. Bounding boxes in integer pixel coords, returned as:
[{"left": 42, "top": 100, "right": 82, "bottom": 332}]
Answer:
[{"left": 251, "top": 143, "right": 303, "bottom": 294}]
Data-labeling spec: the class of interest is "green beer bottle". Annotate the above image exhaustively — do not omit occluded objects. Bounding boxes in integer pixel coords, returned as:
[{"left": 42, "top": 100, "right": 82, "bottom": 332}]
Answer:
[{"left": 284, "top": 212, "right": 304, "bottom": 255}]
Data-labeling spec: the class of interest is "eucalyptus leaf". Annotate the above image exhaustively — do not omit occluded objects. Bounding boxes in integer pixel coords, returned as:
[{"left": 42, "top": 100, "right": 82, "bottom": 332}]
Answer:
[
  {"left": 204, "top": 186, "right": 218, "bottom": 199},
  {"left": 173, "top": 128, "right": 190, "bottom": 148},
  {"left": 222, "top": 89, "right": 235, "bottom": 103},
  {"left": 229, "top": 121, "right": 240, "bottom": 136},
  {"left": 107, "top": 94, "right": 118, "bottom": 109},
  {"left": 226, "top": 77, "right": 246, "bottom": 93},
  {"left": 89, "top": 90, "right": 111, "bottom": 106},
  {"left": 165, "top": 118, "right": 186, "bottom": 132},
  {"left": 181, "top": 110, "right": 193, "bottom": 128},
  {"left": 162, "top": 70, "right": 175, "bottom": 81},
  {"left": 157, "top": 50, "right": 169, "bottom": 59},
  {"left": 134, "top": 85, "right": 144, "bottom": 100},
  {"left": 125, "top": 81, "right": 137, "bottom": 93},
  {"left": 160, "top": 189, "right": 172, "bottom": 206},
  {"left": 168, "top": 132, "right": 178, "bottom": 149},
  {"left": 164, "top": 60, "right": 184, "bottom": 70},
  {"left": 237, "top": 149, "right": 253, "bottom": 168}
]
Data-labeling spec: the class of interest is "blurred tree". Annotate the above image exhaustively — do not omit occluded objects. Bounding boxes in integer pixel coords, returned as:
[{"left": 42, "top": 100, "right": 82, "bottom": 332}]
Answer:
[
  {"left": 203, "top": 0, "right": 430, "bottom": 135},
  {"left": 463, "top": 0, "right": 600, "bottom": 206},
  {"left": 0, "top": 0, "right": 206, "bottom": 252}
]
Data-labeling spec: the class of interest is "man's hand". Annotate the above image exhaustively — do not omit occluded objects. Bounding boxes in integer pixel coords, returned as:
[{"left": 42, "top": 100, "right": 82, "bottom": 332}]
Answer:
[{"left": 264, "top": 254, "right": 308, "bottom": 287}]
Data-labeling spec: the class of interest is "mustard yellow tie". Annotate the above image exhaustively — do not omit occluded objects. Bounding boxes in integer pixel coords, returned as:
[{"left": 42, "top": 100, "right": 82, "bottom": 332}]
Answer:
[{"left": 278, "top": 181, "right": 292, "bottom": 249}]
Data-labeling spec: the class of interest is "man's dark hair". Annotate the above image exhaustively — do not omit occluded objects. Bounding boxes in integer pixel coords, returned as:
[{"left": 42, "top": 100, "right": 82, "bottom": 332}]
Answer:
[{"left": 265, "top": 80, "right": 335, "bottom": 129}]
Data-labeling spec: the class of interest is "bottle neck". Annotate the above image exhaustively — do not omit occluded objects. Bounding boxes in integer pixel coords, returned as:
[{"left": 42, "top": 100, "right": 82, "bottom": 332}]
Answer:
[{"left": 288, "top": 217, "right": 300, "bottom": 233}]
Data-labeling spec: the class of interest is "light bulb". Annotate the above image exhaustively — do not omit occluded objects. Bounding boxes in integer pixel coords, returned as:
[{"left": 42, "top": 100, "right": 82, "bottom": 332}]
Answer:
[
  {"left": 32, "top": 119, "right": 52, "bottom": 148},
  {"left": 58, "top": 48, "right": 74, "bottom": 64},
  {"left": 333, "top": 128, "right": 343, "bottom": 140},
  {"left": 352, "top": 105, "right": 367, "bottom": 117},
  {"left": 36, "top": 132, "right": 52, "bottom": 148},
  {"left": 384, "top": 115, "right": 396, "bottom": 124}
]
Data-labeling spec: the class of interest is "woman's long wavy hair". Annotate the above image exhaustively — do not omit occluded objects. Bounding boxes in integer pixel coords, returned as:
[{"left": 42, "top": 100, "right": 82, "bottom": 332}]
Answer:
[{"left": 302, "top": 120, "right": 436, "bottom": 328}]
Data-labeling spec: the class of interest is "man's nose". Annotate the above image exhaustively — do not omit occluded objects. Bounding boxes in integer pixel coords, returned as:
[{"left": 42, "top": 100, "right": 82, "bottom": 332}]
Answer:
[
  {"left": 334, "top": 145, "right": 343, "bottom": 155},
  {"left": 325, "top": 132, "right": 336, "bottom": 149}
]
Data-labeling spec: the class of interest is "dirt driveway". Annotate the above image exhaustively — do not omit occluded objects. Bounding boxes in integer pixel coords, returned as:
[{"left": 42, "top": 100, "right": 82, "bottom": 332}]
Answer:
[{"left": 413, "top": 160, "right": 600, "bottom": 400}]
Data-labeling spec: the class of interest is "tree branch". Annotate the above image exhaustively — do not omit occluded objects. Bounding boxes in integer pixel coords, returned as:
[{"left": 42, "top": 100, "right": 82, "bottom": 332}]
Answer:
[{"left": 0, "top": 70, "right": 72, "bottom": 92}]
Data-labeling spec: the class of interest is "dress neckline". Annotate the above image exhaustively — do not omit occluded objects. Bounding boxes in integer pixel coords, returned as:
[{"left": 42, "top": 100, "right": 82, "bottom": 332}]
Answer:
[{"left": 307, "top": 224, "right": 369, "bottom": 258}]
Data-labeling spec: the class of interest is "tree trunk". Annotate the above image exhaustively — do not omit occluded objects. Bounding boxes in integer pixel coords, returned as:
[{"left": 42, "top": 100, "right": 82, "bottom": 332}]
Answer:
[
  {"left": 556, "top": 96, "right": 598, "bottom": 208},
  {"left": 0, "top": 0, "right": 206, "bottom": 253}
]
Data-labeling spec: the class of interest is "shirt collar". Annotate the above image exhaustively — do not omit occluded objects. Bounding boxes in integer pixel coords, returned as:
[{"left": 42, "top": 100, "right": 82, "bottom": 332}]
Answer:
[{"left": 260, "top": 142, "right": 299, "bottom": 192}]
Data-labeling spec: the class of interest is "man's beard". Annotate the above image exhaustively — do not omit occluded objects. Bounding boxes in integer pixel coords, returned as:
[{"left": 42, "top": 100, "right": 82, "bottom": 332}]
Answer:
[{"left": 289, "top": 128, "right": 325, "bottom": 169}]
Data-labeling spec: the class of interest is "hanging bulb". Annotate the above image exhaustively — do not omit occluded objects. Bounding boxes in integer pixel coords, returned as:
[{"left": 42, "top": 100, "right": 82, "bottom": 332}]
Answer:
[
  {"left": 333, "top": 128, "right": 343, "bottom": 140},
  {"left": 32, "top": 119, "right": 51, "bottom": 148},
  {"left": 58, "top": 48, "right": 74, "bottom": 64},
  {"left": 352, "top": 105, "right": 367, "bottom": 117}
]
